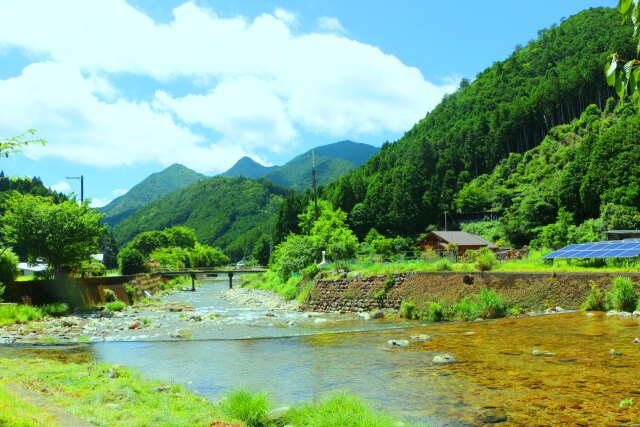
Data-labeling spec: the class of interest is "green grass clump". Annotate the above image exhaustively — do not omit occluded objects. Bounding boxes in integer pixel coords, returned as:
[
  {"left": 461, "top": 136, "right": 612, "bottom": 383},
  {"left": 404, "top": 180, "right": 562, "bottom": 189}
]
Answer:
[
  {"left": 581, "top": 281, "right": 606, "bottom": 311},
  {"left": 399, "top": 300, "right": 417, "bottom": 319},
  {"left": 40, "top": 303, "right": 70, "bottom": 318},
  {"left": 243, "top": 271, "right": 304, "bottom": 302},
  {"left": 451, "top": 296, "right": 479, "bottom": 321},
  {"left": 105, "top": 301, "right": 127, "bottom": 312},
  {"left": 434, "top": 258, "right": 452, "bottom": 271},
  {"left": 606, "top": 277, "right": 637, "bottom": 312},
  {"left": 286, "top": 391, "right": 402, "bottom": 427},
  {"left": 218, "top": 389, "right": 272, "bottom": 427},
  {"left": 474, "top": 288, "right": 506, "bottom": 319},
  {"left": 421, "top": 301, "right": 446, "bottom": 322},
  {"left": 0, "top": 305, "right": 43, "bottom": 326}
]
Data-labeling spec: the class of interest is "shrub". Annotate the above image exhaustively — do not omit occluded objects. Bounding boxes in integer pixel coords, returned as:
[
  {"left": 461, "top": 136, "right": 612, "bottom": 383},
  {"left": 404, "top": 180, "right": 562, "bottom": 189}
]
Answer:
[
  {"left": 0, "top": 249, "right": 19, "bottom": 286},
  {"left": 474, "top": 288, "right": 506, "bottom": 319},
  {"left": 219, "top": 389, "right": 271, "bottom": 427},
  {"left": 106, "top": 301, "right": 126, "bottom": 312},
  {"left": 434, "top": 258, "right": 452, "bottom": 271},
  {"left": 103, "top": 289, "right": 117, "bottom": 303},
  {"left": 474, "top": 248, "right": 497, "bottom": 271},
  {"left": 419, "top": 248, "right": 439, "bottom": 262},
  {"left": 124, "top": 284, "right": 136, "bottom": 304},
  {"left": 399, "top": 299, "right": 417, "bottom": 319},
  {"left": 41, "top": 303, "right": 70, "bottom": 317},
  {"left": 0, "top": 305, "right": 43, "bottom": 326},
  {"left": 606, "top": 277, "right": 637, "bottom": 312},
  {"left": 302, "top": 263, "right": 319, "bottom": 280},
  {"left": 421, "top": 301, "right": 445, "bottom": 322},
  {"left": 581, "top": 281, "right": 606, "bottom": 311},
  {"left": 119, "top": 248, "right": 149, "bottom": 275},
  {"left": 451, "top": 297, "right": 479, "bottom": 321}
]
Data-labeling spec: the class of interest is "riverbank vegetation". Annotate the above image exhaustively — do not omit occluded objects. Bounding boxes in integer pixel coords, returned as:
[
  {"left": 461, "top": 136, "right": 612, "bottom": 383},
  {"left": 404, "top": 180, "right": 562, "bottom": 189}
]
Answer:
[
  {"left": 0, "top": 357, "right": 409, "bottom": 427},
  {"left": 582, "top": 277, "right": 639, "bottom": 312}
]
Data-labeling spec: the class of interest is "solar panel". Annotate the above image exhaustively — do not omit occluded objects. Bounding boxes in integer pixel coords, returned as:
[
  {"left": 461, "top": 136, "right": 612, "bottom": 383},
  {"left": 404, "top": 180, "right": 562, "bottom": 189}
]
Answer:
[{"left": 543, "top": 241, "right": 640, "bottom": 259}]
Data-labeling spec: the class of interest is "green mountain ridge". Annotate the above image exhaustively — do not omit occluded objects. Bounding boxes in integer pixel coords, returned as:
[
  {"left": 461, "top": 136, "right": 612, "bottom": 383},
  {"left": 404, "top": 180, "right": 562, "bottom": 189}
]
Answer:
[
  {"left": 222, "top": 140, "right": 379, "bottom": 191},
  {"left": 111, "top": 176, "right": 291, "bottom": 260},
  {"left": 323, "top": 7, "right": 635, "bottom": 237},
  {"left": 100, "top": 164, "right": 206, "bottom": 228}
]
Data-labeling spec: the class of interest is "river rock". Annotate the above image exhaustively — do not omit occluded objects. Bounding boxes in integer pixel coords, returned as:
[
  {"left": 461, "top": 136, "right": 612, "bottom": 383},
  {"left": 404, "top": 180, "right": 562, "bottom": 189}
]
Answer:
[
  {"left": 62, "top": 319, "right": 78, "bottom": 327},
  {"left": 314, "top": 318, "right": 328, "bottom": 324},
  {"left": 170, "top": 328, "right": 193, "bottom": 339},
  {"left": 128, "top": 320, "right": 142, "bottom": 329},
  {"left": 388, "top": 339, "right": 410, "bottom": 348},
  {"left": 370, "top": 310, "right": 384, "bottom": 319},
  {"left": 265, "top": 312, "right": 276, "bottom": 317},
  {"left": 608, "top": 349, "right": 622, "bottom": 356},
  {"left": 432, "top": 353, "right": 456, "bottom": 364},
  {"left": 619, "top": 311, "right": 632, "bottom": 317},
  {"left": 633, "top": 311, "right": 640, "bottom": 317},
  {"left": 410, "top": 334, "right": 432, "bottom": 342},
  {"left": 532, "top": 349, "right": 555, "bottom": 357},
  {"left": 0, "top": 337, "right": 15, "bottom": 344},
  {"left": 189, "top": 315, "right": 203, "bottom": 322},
  {"left": 268, "top": 406, "right": 291, "bottom": 422},
  {"left": 476, "top": 407, "right": 508, "bottom": 424},
  {"left": 585, "top": 312, "right": 595, "bottom": 317},
  {"left": 606, "top": 310, "right": 619, "bottom": 316},
  {"left": 634, "top": 338, "right": 640, "bottom": 343}
]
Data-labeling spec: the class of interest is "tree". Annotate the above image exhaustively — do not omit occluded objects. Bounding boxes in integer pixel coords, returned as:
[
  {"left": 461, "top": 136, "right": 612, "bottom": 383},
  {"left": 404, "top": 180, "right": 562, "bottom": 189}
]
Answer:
[
  {"left": 187, "top": 244, "right": 230, "bottom": 268},
  {"left": 164, "top": 226, "right": 197, "bottom": 249},
  {"left": 271, "top": 234, "right": 318, "bottom": 280},
  {"left": 1, "top": 194, "right": 106, "bottom": 276},
  {"left": 0, "top": 129, "right": 45, "bottom": 158},
  {"left": 118, "top": 247, "right": 149, "bottom": 275},
  {"left": 127, "top": 230, "right": 169, "bottom": 256},
  {"left": 606, "top": 0, "right": 640, "bottom": 108},
  {"left": 0, "top": 249, "right": 19, "bottom": 286}
]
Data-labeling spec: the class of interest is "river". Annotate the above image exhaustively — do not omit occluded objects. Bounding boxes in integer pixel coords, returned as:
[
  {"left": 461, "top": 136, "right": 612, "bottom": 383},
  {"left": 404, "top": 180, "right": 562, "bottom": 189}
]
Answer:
[{"left": 3, "top": 278, "right": 640, "bottom": 426}]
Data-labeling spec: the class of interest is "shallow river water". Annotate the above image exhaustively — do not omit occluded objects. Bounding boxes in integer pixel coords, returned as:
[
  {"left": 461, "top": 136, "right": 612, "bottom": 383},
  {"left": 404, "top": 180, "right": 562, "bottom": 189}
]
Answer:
[{"left": 3, "top": 278, "right": 640, "bottom": 426}]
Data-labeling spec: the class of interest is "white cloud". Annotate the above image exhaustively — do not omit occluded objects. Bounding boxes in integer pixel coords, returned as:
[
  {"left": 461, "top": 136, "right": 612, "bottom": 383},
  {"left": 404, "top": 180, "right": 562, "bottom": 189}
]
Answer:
[
  {"left": 0, "top": 1, "right": 458, "bottom": 172},
  {"left": 274, "top": 8, "right": 298, "bottom": 27},
  {"left": 89, "top": 197, "right": 112, "bottom": 208},
  {"left": 317, "top": 17, "right": 347, "bottom": 34},
  {"left": 111, "top": 188, "right": 128, "bottom": 197},
  {"left": 50, "top": 180, "right": 71, "bottom": 193}
]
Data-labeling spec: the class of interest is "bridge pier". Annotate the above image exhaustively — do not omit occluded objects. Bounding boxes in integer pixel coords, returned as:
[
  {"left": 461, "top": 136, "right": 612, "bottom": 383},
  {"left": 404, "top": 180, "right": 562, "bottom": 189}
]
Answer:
[
  {"left": 228, "top": 272, "right": 234, "bottom": 289},
  {"left": 190, "top": 273, "right": 196, "bottom": 292}
]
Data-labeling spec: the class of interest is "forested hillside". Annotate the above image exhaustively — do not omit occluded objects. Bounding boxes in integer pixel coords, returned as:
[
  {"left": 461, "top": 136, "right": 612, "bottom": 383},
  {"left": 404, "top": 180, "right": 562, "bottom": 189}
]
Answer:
[
  {"left": 100, "top": 164, "right": 205, "bottom": 227},
  {"left": 457, "top": 99, "right": 640, "bottom": 248},
  {"left": 324, "top": 7, "right": 635, "bottom": 238},
  {"left": 111, "top": 176, "right": 292, "bottom": 260},
  {"left": 222, "top": 157, "right": 277, "bottom": 179}
]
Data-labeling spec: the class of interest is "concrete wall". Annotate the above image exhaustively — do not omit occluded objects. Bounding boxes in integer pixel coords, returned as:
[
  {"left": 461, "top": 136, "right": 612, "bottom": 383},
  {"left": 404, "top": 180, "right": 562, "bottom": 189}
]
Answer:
[
  {"left": 303, "top": 271, "right": 640, "bottom": 312},
  {"left": 3, "top": 274, "right": 166, "bottom": 307}
]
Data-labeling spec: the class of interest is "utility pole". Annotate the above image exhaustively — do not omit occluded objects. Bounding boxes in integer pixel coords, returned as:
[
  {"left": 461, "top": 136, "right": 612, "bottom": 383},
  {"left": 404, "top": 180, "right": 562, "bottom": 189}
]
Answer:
[
  {"left": 444, "top": 211, "right": 448, "bottom": 231},
  {"left": 311, "top": 150, "right": 318, "bottom": 220},
  {"left": 67, "top": 175, "right": 84, "bottom": 203},
  {"left": 269, "top": 199, "right": 273, "bottom": 261}
]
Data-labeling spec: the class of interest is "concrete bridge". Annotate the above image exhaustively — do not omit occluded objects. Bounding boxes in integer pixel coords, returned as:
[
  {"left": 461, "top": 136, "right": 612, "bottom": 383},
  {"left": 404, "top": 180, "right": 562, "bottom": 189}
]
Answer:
[{"left": 153, "top": 267, "right": 266, "bottom": 290}]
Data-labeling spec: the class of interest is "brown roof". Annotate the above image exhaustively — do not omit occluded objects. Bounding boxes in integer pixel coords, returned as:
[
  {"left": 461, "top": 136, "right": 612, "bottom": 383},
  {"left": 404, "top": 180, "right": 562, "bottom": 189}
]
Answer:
[{"left": 423, "top": 231, "right": 498, "bottom": 249}]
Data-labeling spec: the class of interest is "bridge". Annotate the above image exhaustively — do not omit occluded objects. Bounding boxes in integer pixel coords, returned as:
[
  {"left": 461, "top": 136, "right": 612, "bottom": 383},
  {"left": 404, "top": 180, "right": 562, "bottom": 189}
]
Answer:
[{"left": 152, "top": 267, "right": 267, "bottom": 290}]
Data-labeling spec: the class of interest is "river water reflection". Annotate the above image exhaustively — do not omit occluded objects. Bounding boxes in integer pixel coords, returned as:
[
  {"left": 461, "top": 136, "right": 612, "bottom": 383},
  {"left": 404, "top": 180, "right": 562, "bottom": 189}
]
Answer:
[{"left": 4, "top": 279, "right": 640, "bottom": 426}]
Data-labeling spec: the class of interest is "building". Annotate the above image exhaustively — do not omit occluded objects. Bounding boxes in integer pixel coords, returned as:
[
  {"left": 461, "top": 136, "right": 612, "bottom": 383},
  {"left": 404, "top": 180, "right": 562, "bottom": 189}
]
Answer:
[
  {"left": 415, "top": 231, "right": 498, "bottom": 255},
  {"left": 605, "top": 230, "right": 640, "bottom": 241},
  {"left": 17, "top": 262, "right": 48, "bottom": 277}
]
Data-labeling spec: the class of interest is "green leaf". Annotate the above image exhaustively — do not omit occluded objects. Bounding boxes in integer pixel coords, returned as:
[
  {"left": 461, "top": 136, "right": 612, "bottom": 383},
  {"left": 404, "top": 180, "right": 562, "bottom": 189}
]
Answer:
[
  {"left": 615, "top": 71, "right": 625, "bottom": 99},
  {"left": 606, "top": 56, "right": 619, "bottom": 86},
  {"left": 620, "top": 0, "right": 633, "bottom": 15}
]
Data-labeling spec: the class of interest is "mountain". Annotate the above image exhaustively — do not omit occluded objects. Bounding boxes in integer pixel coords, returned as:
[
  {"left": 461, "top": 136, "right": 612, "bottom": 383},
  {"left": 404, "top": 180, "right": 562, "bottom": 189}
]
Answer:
[
  {"left": 221, "top": 156, "right": 277, "bottom": 179},
  {"left": 220, "top": 140, "right": 379, "bottom": 191},
  {"left": 100, "top": 164, "right": 206, "bottom": 227},
  {"left": 323, "top": 7, "right": 635, "bottom": 238},
  {"left": 111, "top": 176, "right": 291, "bottom": 260},
  {"left": 264, "top": 140, "right": 379, "bottom": 191}
]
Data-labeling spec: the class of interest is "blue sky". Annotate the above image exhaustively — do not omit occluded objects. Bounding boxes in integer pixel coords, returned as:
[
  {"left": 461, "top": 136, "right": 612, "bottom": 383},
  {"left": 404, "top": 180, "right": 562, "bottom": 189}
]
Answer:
[{"left": 0, "top": 0, "right": 617, "bottom": 207}]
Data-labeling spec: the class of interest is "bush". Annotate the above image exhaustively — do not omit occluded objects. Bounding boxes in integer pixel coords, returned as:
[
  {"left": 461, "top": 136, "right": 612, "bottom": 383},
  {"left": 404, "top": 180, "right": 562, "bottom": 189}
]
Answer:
[
  {"left": 474, "top": 288, "right": 506, "bottom": 318},
  {"left": 103, "top": 289, "right": 117, "bottom": 303},
  {"left": 271, "top": 234, "right": 318, "bottom": 281},
  {"left": 421, "top": 301, "right": 446, "bottom": 322},
  {"left": 451, "top": 297, "right": 479, "bottom": 321},
  {"left": 119, "top": 248, "right": 149, "bottom": 275},
  {"left": 434, "top": 258, "right": 452, "bottom": 271},
  {"left": 474, "top": 248, "right": 497, "bottom": 271},
  {"left": 399, "top": 299, "right": 417, "bottom": 319},
  {"left": 219, "top": 389, "right": 271, "bottom": 427},
  {"left": 105, "top": 301, "right": 126, "bottom": 312},
  {"left": 606, "top": 277, "right": 637, "bottom": 312},
  {"left": 0, "top": 305, "right": 43, "bottom": 326},
  {"left": 124, "top": 284, "right": 136, "bottom": 304},
  {"left": 302, "top": 263, "right": 319, "bottom": 280},
  {"left": 419, "top": 248, "right": 438, "bottom": 262},
  {"left": 40, "top": 303, "right": 70, "bottom": 317},
  {"left": 582, "top": 281, "right": 606, "bottom": 311},
  {"left": 0, "top": 249, "right": 19, "bottom": 286}
]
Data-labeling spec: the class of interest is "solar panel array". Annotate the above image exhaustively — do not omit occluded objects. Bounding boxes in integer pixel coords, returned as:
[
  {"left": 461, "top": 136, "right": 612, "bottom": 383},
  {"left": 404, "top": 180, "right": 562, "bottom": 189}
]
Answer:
[{"left": 543, "top": 240, "right": 640, "bottom": 259}]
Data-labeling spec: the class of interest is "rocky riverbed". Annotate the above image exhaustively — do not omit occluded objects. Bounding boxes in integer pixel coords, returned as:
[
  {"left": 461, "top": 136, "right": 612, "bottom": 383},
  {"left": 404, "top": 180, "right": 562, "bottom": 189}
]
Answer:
[{"left": 0, "top": 286, "right": 305, "bottom": 344}]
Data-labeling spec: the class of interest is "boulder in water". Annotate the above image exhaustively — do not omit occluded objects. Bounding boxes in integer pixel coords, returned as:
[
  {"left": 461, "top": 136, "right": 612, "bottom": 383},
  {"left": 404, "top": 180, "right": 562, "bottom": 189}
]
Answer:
[
  {"left": 432, "top": 353, "right": 456, "bottom": 364},
  {"left": 388, "top": 339, "right": 410, "bottom": 348}
]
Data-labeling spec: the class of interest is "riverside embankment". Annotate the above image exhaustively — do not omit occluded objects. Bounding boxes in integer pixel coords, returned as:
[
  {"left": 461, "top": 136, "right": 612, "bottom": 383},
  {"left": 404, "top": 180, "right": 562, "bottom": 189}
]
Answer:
[{"left": 304, "top": 271, "right": 640, "bottom": 312}]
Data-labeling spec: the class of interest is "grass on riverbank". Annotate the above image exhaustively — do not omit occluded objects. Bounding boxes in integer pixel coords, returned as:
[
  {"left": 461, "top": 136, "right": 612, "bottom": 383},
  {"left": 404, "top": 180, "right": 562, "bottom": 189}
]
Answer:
[{"left": 0, "top": 357, "right": 411, "bottom": 427}]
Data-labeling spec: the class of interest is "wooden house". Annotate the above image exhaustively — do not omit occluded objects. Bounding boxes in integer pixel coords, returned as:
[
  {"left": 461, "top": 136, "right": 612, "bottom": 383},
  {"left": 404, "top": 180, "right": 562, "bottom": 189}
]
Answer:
[{"left": 415, "top": 231, "right": 498, "bottom": 255}]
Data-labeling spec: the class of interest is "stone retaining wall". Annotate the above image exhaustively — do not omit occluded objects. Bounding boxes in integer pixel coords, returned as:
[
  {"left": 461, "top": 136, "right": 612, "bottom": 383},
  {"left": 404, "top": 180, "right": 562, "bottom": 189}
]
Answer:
[{"left": 303, "top": 271, "right": 640, "bottom": 312}]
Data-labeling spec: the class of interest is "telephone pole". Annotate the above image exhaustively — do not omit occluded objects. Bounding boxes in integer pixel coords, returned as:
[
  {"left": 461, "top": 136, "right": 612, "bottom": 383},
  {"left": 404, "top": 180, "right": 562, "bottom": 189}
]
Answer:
[{"left": 67, "top": 175, "right": 84, "bottom": 202}]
